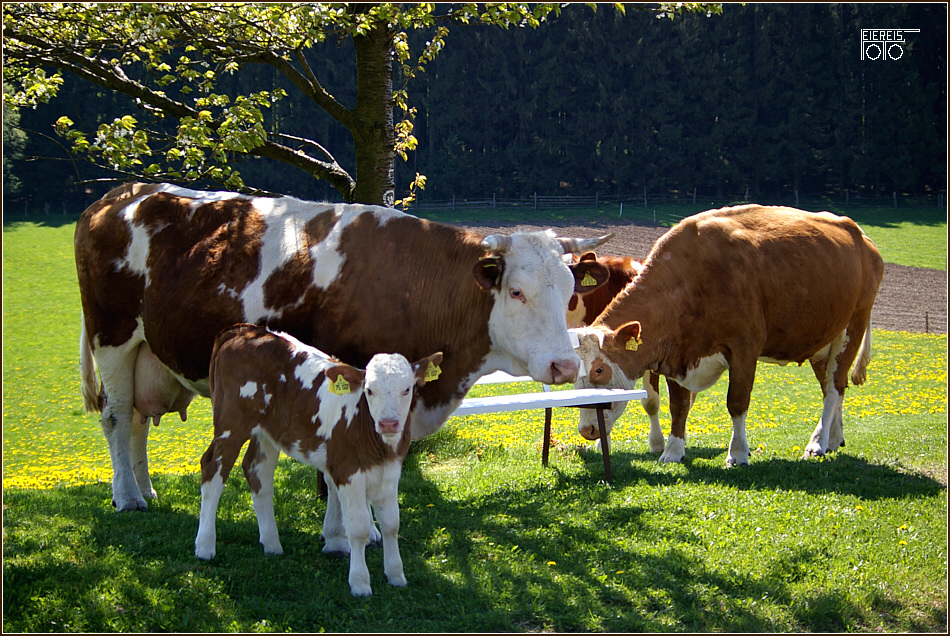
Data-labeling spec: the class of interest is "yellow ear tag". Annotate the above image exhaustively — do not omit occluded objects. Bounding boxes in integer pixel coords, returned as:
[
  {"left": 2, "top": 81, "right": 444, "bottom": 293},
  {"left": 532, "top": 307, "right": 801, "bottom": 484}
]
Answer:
[
  {"left": 625, "top": 335, "right": 643, "bottom": 351},
  {"left": 580, "top": 271, "right": 598, "bottom": 287},
  {"left": 329, "top": 375, "right": 351, "bottom": 395},
  {"left": 425, "top": 361, "right": 442, "bottom": 383}
]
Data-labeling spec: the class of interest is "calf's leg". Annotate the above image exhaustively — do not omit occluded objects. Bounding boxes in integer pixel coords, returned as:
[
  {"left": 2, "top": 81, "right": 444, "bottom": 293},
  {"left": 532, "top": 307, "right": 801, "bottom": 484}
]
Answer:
[
  {"left": 195, "top": 434, "right": 245, "bottom": 560},
  {"left": 338, "top": 476, "right": 374, "bottom": 597},
  {"left": 373, "top": 469, "right": 407, "bottom": 587},
  {"left": 243, "top": 434, "right": 284, "bottom": 555}
]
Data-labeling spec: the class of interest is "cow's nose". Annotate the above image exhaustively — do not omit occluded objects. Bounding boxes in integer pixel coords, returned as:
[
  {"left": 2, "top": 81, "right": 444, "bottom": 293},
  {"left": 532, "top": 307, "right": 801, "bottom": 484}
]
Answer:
[
  {"left": 550, "top": 358, "right": 579, "bottom": 384},
  {"left": 579, "top": 424, "right": 599, "bottom": 441},
  {"left": 377, "top": 419, "right": 401, "bottom": 435}
]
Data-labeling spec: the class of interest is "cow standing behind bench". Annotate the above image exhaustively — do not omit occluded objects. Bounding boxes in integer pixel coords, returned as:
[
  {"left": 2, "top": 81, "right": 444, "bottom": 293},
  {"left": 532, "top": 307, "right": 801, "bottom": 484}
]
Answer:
[
  {"left": 195, "top": 323, "right": 442, "bottom": 597},
  {"left": 566, "top": 251, "right": 693, "bottom": 455},
  {"left": 75, "top": 182, "right": 611, "bottom": 511},
  {"left": 573, "top": 205, "right": 884, "bottom": 465}
]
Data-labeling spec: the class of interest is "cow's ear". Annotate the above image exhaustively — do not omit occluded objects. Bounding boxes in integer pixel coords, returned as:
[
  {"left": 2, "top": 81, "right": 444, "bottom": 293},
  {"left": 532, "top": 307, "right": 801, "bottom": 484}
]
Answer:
[
  {"left": 473, "top": 256, "right": 505, "bottom": 290},
  {"left": 570, "top": 259, "right": 609, "bottom": 293},
  {"left": 413, "top": 352, "right": 444, "bottom": 387},
  {"left": 325, "top": 365, "right": 365, "bottom": 395},
  {"left": 615, "top": 321, "right": 643, "bottom": 352},
  {"left": 579, "top": 251, "right": 598, "bottom": 262}
]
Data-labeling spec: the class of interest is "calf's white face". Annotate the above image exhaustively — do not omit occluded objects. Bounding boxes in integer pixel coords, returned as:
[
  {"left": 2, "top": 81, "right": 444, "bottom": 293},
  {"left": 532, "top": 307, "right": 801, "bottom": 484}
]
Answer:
[
  {"left": 485, "top": 231, "right": 580, "bottom": 384},
  {"left": 363, "top": 353, "right": 419, "bottom": 441},
  {"left": 572, "top": 328, "right": 638, "bottom": 440}
]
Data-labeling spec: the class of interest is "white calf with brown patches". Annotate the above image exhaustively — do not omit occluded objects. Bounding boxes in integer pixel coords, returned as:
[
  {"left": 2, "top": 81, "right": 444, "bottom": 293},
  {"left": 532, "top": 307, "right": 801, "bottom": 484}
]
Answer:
[
  {"left": 573, "top": 205, "right": 884, "bottom": 466},
  {"left": 75, "top": 182, "right": 610, "bottom": 510},
  {"left": 195, "top": 323, "right": 441, "bottom": 597}
]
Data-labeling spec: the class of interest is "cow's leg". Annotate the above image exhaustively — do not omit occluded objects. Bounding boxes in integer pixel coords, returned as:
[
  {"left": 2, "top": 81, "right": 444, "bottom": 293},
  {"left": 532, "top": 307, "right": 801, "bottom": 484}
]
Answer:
[
  {"left": 642, "top": 371, "right": 665, "bottom": 453},
  {"left": 195, "top": 435, "right": 244, "bottom": 560},
  {"left": 321, "top": 474, "right": 348, "bottom": 555},
  {"left": 805, "top": 330, "right": 848, "bottom": 458},
  {"left": 725, "top": 360, "right": 757, "bottom": 467},
  {"left": 660, "top": 380, "right": 694, "bottom": 463},
  {"left": 339, "top": 476, "right": 374, "bottom": 597},
  {"left": 96, "top": 343, "right": 146, "bottom": 511},
  {"left": 243, "top": 434, "right": 284, "bottom": 555},
  {"left": 129, "top": 410, "right": 157, "bottom": 500},
  {"left": 373, "top": 472, "right": 406, "bottom": 587}
]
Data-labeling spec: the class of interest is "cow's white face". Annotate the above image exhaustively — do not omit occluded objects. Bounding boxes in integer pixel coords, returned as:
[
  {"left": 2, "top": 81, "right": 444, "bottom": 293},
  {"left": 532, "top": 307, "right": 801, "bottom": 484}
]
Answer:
[
  {"left": 572, "top": 327, "right": 638, "bottom": 440},
  {"left": 483, "top": 231, "right": 580, "bottom": 384},
  {"left": 363, "top": 353, "right": 417, "bottom": 444}
]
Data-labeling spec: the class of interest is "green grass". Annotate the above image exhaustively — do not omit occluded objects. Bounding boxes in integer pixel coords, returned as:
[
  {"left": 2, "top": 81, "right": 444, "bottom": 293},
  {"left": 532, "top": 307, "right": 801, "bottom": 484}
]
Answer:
[{"left": 3, "top": 215, "right": 947, "bottom": 632}]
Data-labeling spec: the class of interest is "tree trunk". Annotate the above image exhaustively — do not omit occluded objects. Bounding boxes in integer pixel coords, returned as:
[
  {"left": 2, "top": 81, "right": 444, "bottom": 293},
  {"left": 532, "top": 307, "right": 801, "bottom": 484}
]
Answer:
[{"left": 350, "top": 17, "right": 396, "bottom": 206}]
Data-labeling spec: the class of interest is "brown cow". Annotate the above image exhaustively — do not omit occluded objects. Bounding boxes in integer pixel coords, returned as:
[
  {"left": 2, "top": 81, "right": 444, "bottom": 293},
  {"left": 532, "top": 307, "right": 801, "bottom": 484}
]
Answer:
[
  {"left": 76, "top": 183, "right": 611, "bottom": 510},
  {"left": 195, "top": 323, "right": 441, "bottom": 597},
  {"left": 573, "top": 205, "right": 884, "bottom": 465}
]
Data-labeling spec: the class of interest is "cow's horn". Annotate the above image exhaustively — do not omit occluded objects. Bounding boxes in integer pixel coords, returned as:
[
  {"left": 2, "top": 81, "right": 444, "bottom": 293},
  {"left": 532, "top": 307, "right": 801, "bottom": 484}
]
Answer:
[
  {"left": 557, "top": 232, "right": 615, "bottom": 254},
  {"left": 481, "top": 234, "right": 513, "bottom": 253}
]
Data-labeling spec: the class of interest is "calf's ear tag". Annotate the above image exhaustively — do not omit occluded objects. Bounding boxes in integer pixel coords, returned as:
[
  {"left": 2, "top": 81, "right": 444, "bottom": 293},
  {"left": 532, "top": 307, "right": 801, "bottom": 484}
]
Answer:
[
  {"left": 425, "top": 361, "right": 442, "bottom": 383},
  {"left": 329, "top": 375, "right": 351, "bottom": 395},
  {"left": 625, "top": 335, "right": 643, "bottom": 351},
  {"left": 580, "top": 271, "right": 598, "bottom": 287}
]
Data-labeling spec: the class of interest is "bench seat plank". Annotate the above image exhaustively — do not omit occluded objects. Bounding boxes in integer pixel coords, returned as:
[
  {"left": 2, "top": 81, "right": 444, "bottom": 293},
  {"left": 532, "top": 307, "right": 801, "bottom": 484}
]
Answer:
[{"left": 452, "top": 387, "right": 646, "bottom": 417}]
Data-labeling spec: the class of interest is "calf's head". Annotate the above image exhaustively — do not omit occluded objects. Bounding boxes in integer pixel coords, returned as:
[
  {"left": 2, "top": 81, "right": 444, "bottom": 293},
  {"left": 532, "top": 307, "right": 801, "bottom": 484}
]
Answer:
[
  {"left": 573, "top": 322, "right": 644, "bottom": 440},
  {"left": 362, "top": 352, "right": 444, "bottom": 442},
  {"left": 475, "top": 230, "right": 611, "bottom": 384}
]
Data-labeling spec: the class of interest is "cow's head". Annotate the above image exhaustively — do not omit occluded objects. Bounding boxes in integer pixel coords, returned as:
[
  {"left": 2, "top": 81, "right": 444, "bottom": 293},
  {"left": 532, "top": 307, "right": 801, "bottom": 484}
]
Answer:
[
  {"left": 363, "top": 351, "right": 444, "bottom": 444},
  {"left": 573, "top": 322, "right": 644, "bottom": 440},
  {"left": 474, "top": 230, "right": 611, "bottom": 384}
]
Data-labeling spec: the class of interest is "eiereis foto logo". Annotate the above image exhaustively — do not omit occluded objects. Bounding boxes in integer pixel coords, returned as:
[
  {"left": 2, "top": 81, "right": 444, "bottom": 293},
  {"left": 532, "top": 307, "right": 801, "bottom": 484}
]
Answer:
[{"left": 861, "top": 29, "right": 920, "bottom": 61}]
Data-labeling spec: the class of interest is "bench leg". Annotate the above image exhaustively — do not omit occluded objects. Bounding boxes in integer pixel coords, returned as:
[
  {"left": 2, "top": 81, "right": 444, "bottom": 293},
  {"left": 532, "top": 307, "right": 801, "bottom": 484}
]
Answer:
[
  {"left": 542, "top": 407, "right": 553, "bottom": 467},
  {"left": 597, "top": 406, "right": 612, "bottom": 482}
]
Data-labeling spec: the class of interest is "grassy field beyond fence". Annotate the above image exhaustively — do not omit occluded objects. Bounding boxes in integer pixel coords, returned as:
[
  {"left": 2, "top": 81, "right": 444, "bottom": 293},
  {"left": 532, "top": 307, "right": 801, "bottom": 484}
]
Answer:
[{"left": 2, "top": 212, "right": 946, "bottom": 632}]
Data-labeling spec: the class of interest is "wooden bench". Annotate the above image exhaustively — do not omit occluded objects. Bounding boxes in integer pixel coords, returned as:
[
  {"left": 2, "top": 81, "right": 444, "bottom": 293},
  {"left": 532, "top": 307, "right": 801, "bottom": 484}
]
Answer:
[{"left": 452, "top": 370, "right": 647, "bottom": 481}]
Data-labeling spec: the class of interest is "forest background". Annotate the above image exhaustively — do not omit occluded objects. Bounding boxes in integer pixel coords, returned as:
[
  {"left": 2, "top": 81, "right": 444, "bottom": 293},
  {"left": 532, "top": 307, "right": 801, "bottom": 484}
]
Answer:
[{"left": 3, "top": 2, "right": 947, "bottom": 210}]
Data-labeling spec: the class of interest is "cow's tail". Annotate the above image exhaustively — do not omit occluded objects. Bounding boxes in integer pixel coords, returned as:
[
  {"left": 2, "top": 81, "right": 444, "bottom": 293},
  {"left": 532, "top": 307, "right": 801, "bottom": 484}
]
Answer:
[
  {"left": 850, "top": 318, "right": 873, "bottom": 386},
  {"left": 79, "top": 316, "right": 102, "bottom": 413}
]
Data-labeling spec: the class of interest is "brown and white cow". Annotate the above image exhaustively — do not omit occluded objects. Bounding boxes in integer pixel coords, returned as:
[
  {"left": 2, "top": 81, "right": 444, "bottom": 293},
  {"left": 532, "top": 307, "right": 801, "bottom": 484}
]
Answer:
[
  {"left": 195, "top": 323, "right": 441, "bottom": 597},
  {"left": 566, "top": 251, "right": 691, "bottom": 456},
  {"left": 75, "top": 182, "right": 611, "bottom": 510},
  {"left": 573, "top": 205, "right": 884, "bottom": 465}
]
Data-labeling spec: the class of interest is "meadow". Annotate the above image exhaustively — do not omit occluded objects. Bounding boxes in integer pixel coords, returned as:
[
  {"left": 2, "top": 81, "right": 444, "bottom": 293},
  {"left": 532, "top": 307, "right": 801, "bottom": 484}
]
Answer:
[{"left": 2, "top": 209, "right": 946, "bottom": 632}]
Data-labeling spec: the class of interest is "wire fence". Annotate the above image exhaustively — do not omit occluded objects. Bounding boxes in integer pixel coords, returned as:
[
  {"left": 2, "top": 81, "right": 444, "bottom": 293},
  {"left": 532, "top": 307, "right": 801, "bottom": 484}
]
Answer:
[
  {"left": 6, "top": 188, "right": 946, "bottom": 222},
  {"left": 412, "top": 189, "right": 947, "bottom": 216}
]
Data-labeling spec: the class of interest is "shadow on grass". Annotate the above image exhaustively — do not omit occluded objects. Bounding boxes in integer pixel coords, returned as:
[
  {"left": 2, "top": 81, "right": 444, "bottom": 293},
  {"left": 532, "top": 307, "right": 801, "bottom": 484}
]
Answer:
[
  {"left": 4, "top": 441, "right": 945, "bottom": 632},
  {"left": 589, "top": 445, "right": 946, "bottom": 501}
]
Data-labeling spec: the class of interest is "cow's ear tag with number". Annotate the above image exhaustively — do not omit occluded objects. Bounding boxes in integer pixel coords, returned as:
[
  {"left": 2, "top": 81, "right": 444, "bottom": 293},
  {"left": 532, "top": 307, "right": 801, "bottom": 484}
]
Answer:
[
  {"left": 625, "top": 335, "right": 643, "bottom": 351},
  {"left": 580, "top": 271, "right": 598, "bottom": 287},
  {"left": 425, "top": 361, "right": 442, "bottom": 383},
  {"left": 329, "top": 375, "right": 351, "bottom": 395}
]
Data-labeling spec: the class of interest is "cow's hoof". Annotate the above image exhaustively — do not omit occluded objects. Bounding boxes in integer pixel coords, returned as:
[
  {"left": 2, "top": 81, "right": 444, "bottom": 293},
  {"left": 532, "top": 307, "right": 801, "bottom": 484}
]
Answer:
[
  {"left": 802, "top": 442, "right": 825, "bottom": 459},
  {"left": 113, "top": 497, "right": 149, "bottom": 511}
]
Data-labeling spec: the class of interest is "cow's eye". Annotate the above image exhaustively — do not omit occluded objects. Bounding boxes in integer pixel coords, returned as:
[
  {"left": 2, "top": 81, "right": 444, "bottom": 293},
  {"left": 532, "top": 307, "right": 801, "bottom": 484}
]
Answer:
[
  {"left": 509, "top": 288, "right": 525, "bottom": 302},
  {"left": 403, "top": 388, "right": 411, "bottom": 396},
  {"left": 366, "top": 389, "right": 374, "bottom": 396},
  {"left": 593, "top": 366, "right": 604, "bottom": 376}
]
